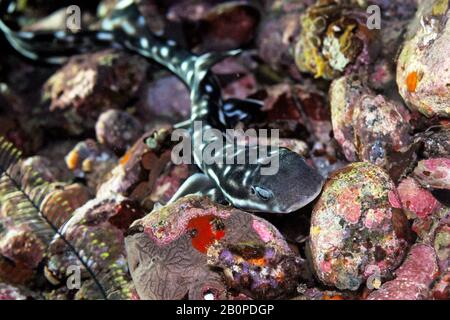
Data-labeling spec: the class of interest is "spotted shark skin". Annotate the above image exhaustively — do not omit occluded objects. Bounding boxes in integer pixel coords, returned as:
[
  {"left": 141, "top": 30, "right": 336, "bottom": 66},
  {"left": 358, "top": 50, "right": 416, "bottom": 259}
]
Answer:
[{"left": 0, "top": 0, "right": 324, "bottom": 213}]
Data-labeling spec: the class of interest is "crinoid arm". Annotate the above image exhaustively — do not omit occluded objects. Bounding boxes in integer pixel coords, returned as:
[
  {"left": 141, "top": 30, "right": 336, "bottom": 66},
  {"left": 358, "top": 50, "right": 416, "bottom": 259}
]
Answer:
[{"left": 0, "top": 136, "right": 130, "bottom": 299}]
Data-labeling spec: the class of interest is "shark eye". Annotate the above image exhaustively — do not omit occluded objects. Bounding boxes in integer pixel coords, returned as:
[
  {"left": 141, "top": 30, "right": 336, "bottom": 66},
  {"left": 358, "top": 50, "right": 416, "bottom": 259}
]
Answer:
[{"left": 252, "top": 186, "right": 273, "bottom": 201}]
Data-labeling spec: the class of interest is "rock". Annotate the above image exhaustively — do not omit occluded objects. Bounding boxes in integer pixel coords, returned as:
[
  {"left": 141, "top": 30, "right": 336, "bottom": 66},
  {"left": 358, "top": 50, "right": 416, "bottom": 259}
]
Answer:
[
  {"left": 421, "top": 126, "right": 450, "bottom": 158},
  {"left": 166, "top": 1, "right": 212, "bottom": 24},
  {"left": 96, "top": 129, "right": 179, "bottom": 210},
  {"left": 96, "top": 109, "right": 143, "bottom": 155},
  {"left": 43, "top": 49, "right": 147, "bottom": 133},
  {"left": 212, "top": 57, "right": 258, "bottom": 100},
  {"left": 168, "top": 1, "right": 260, "bottom": 52},
  {"left": 148, "top": 164, "right": 190, "bottom": 205},
  {"left": 411, "top": 206, "right": 449, "bottom": 244},
  {"left": 397, "top": 0, "right": 450, "bottom": 117},
  {"left": 368, "top": 58, "right": 395, "bottom": 92},
  {"left": 431, "top": 271, "right": 450, "bottom": 300},
  {"left": 20, "top": 154, "right": 75, "bottom": 184},
  {"left": 330, "top": 86, "right": 414, "bottom": 180},
  {"left": 368, "top": 0, "right": 417, "bottom": 94},
  {"left": 310, "top": 162, "right": 410, "bottom": 290},
  {"left": 0, "top": 84, "right": 43, "bottom": 155},
  {"left": 37, "top": 139, "right": 78, "bottom": 181},
  {"left": 248, "top": 84, "right": 303, "bottom": 137},
  {"left": 19, "top": 156, "right": 66, "bottom": 183},
  {"left": 367, "top": 244, "right": 439, "bottom": 300},
  {"left": 397, "top": 177, "right": 440, "bottom": 219},
  {"left": 0, "top": 226, "right": 46, "bottom": 285},
  {"left": 256, "top": 10, "right": 302, "bottom": 74},
  {"left": 352, "top": 95, "right": 412, "bottom": 174},
  {"left": 39, "top": 183, "right": 92, "bottom": 229},
  {"left": 310, "top": 141, "right": 348, "bottom": 178},
  {"left": 65, "top": 139, "right": 117, "bottom": 192},
  {"left": 125, "top": 195, "right": 303, "bottom": 300},
  {"left": 294, "top": 86, "right": 332, "bottom": 143},
  {"left": 434, "top": 222, "right": 450, "bottom": 272},
  {"left": 0, "top": 283, "right": 29, "bottom": 300},
  {"left": 199, "top": 2, "right": 260, "bottom": 52},
  {"left": 137, "top": 75, "right": 191, "bottom": 124},
  {"left": 294, "top": 0, "right": 379, "bottom": 80},
  {"left": 249, "top": 83, "right": 328, "bottom": 140},
  {"left": 369, "top": 0, "right": 418, "bottom": 58},
  {"left": 329, "top": 74, "right": 371, "bottom": 162}
]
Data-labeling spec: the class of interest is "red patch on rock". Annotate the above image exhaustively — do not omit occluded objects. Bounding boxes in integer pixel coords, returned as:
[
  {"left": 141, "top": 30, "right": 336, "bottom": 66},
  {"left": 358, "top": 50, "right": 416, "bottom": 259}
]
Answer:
[
  {"left": 337, "top": 188, "right": 361, "bottom": 224},
  {"left": 397, "top": 178, "right": 439, "bottom": 219},
  {"left": 187, "top": 215, "right": 225, "bottom": 253}
]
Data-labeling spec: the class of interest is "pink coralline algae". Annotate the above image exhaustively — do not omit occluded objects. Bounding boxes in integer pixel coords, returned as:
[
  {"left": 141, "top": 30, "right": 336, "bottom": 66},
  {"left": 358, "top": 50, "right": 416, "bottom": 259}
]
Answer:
[
  {"left": 125, "top": 195, "right": 303, "bottom": 300},
  {"left": 43, "top": 49, "right": 148, "bottom": 133},
  {"left": 368, "top": 244, "right": 439, "bottom": 300},
  {"left": 310, "top": 162, "right": 410, "bottom": 291},
  {"left": 252, "top": 219, "right": 277, "bottom": 243},
  {"left": 397, "top": 177, "right": 440, "bottom": 219},
  {"left": 413, "top": 158, "right": 450, "bottom": 190}
]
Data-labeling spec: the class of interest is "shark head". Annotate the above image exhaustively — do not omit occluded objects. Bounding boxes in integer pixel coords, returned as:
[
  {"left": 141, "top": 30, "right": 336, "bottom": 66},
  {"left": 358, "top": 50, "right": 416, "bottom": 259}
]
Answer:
[{"left": 220, "top": 147, "right": 324, "bottom": 213}]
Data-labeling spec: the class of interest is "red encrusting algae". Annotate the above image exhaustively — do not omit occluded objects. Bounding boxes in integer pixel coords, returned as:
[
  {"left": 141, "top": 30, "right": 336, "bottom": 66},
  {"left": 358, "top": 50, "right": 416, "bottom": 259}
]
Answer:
[{"left": 187, "top": 215, "right": 225, "bottom": 253}]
